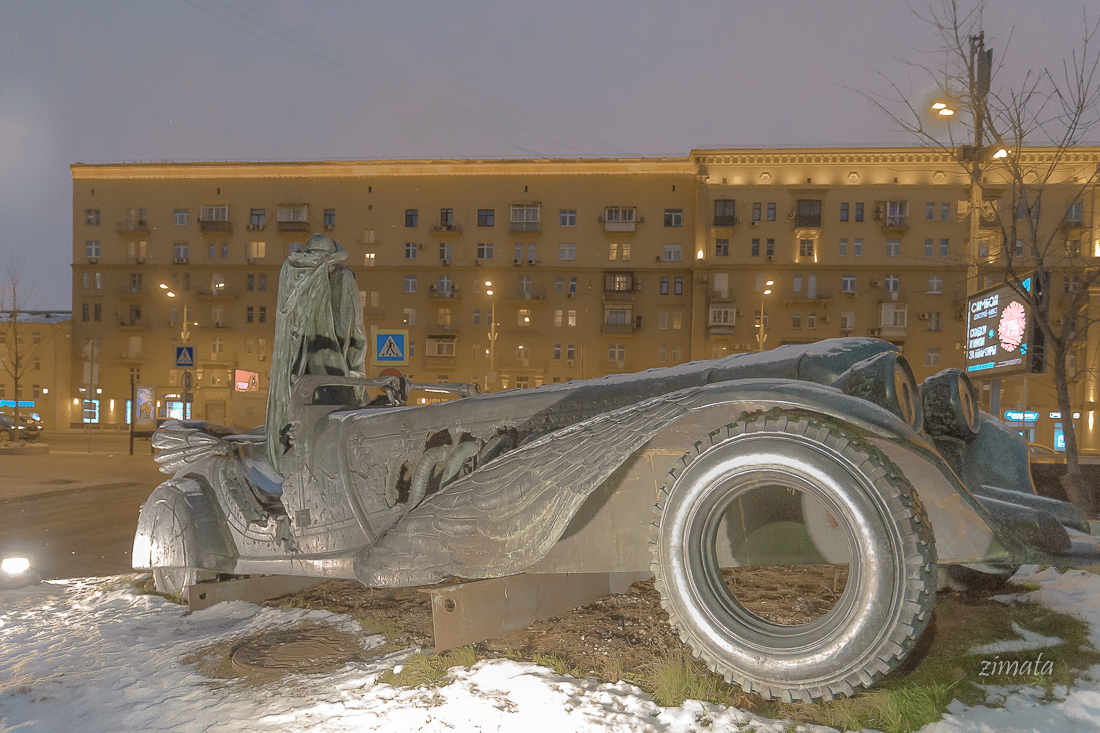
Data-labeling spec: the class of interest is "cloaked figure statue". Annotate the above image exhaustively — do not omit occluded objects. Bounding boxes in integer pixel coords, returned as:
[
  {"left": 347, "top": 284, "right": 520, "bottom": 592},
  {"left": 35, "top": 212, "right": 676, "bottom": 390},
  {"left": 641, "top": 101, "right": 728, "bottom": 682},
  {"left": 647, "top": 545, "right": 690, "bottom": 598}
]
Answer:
[{"left": 265, "top": 233, "right": 367, "bottom": 473}]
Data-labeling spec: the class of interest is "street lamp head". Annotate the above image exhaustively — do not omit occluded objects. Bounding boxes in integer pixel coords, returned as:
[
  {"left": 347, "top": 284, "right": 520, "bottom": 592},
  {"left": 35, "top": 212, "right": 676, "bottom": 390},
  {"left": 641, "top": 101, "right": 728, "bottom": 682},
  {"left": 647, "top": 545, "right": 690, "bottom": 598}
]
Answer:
[
  {"left": 486, "top": 290, "right": 494, "bottom": 296},
  {"left": 484, "top": 280, "right": 492, "bottom": 287},
  {"left": 166, "top": 292, "right": 176, "bottom": 298},
  {"left": 992, "top": 148, "right": 1011, "bottom": 159},
  {"left": 931, "top": 102, "right": 948, "bottom": 110},
  {"left": 765, "top": 280, "right": 774, "bottom": 286},
  {"left": 159, "top": 283, "right": 169, "bottom": 289},
  {"left": 763, "top": 289, "right": 772, "bottom": 295},
  {"left": 938, "top": 108, "right": 955, "bottom": 116}
]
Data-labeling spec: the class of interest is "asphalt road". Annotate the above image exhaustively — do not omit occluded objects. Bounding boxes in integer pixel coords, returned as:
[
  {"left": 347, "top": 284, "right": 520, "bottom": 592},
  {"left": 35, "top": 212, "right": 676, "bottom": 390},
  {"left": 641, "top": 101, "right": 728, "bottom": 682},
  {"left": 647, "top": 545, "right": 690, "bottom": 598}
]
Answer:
[{"left": 0, "top": 431, "right": 164, "bottom": 579}]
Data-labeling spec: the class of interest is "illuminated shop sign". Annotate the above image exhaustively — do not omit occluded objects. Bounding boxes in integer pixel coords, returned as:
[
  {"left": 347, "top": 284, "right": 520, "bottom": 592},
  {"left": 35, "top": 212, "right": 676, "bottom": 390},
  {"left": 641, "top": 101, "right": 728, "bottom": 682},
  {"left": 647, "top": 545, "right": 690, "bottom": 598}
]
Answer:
[
  {"left": 1048, "top": 412, "right": 1081, "bottom": 419},
  {"left": 0, "top": 400, "right": 35, "bottom": 409},
  {"left": 234, "top": 369, "right": 260, "bottom": 392},
  {"left": 1004, "top": 410, "right": 1039, "bottom": 422},
  {"left": 965, "top": 277, "right": 1033, "bottom": 378}
]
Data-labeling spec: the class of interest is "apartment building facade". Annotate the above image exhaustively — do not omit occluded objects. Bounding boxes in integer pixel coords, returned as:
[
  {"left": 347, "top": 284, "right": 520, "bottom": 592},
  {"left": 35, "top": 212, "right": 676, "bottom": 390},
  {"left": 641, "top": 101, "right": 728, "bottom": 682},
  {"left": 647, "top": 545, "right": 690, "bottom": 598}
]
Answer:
[
  {"left": 0, "top": 311, "right": 72, "bottom": 431},
  {"left": 70, "top": 148, "right": 1099, "bottom": 451}
]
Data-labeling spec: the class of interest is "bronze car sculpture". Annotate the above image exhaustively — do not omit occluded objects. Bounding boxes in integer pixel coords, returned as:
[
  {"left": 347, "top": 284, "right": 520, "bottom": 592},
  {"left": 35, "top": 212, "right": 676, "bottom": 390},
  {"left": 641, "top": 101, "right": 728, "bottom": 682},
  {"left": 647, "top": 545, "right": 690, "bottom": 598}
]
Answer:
[{"left": 133, "top": 241, "right": 1099, "bottom": 703}]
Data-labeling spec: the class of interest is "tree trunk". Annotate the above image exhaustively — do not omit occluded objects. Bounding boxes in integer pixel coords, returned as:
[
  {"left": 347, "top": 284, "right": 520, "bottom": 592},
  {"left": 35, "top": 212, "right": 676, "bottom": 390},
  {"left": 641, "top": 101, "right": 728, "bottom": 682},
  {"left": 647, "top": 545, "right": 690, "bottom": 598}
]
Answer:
[{"left": 1052, "top": 353, "right": 1095, "bottom": 517}]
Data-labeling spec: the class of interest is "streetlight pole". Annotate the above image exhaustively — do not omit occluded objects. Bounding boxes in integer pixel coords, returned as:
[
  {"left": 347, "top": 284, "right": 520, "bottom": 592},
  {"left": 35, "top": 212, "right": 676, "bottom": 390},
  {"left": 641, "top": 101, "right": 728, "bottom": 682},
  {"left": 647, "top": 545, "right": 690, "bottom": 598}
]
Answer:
[
  {"left": 756, "top": 279, "right": 774, "bottom": 352},
  {"left": 161, "top": 283, "right": 193, "bottom": 419},
  {"left": 484, "top": 280, "right": 497, "bottom": 392}
]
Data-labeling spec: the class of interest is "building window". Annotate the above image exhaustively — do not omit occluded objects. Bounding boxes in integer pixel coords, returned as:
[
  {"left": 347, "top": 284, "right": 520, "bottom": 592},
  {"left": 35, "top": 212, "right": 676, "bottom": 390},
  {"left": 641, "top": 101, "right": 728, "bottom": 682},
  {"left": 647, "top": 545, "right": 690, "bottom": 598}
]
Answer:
[
  {"left": 511, "top": 204, "right": 540, "bottom": 231},
  {"left": 554, "top": 309, "right": 563, "bottom": 327},
  {"left": 246, "top": 306, "right": 254, "bottom": 323},
  {"left": 854, "top": 202, "right": 864, "bottom": 222},
  {"left": 884, "top": 274, "right": 899, "bottom": 292},
  {"left": 713, "top": 273, "right": 729, "bottom": 297},
  {"left": 715, "top": 238, "right": 729, "bottom": 256},
  {"left": 404, "top": 275, "right": 417, "bottom": 293},
  {"left": 221, "top": 242, "right": 229, "bottom": 258},
  {"left": 799, "top": 239, "right": 815, "bottom": 258},
  {"left": 881, "top": 303, "right": 907, "bottom": 327},
  {"left": 82, "top": 303, "right": 90, "bottom": 321},
  {"left": 713, "top": 199, "right": 736, "bottom": 226},
  {"left": 94, "top": 304, "right": 102, "bottom": 321},
  {"left": 672, "top": 311, "right": 682, "bottom": 329},
  {"left": 886, "top": 239, "right": 901, "bottom": 257},
  {"left": 928, "top": 275, "right": 943, "bottom": 293},
  {"left": 926, "top": 202, "right": 935, "bottom": 221},
  {"left": 473, "top": 242, "right": 492, "bottom": 260},
  {"left": 553, "top": 343, "right": 562, "bottom": 360},
  {"left": 839, "top": 238, "right": 848, "bottom": 257},
  {"left": 853, "top": 238, "right": 863, "bottom": 257},
  {"left": 840, "top": 312, "right": 855, "bottom": 330},
  {"left": 925, "top": 348, "right": 941, "bottom": 367},
  {"left": 427, "top": 337, "right": 456, "bottom": 357},
  {"left": 621, "top": 243, "right": 631, "bottom": 261},
  {"left": 1017, "top": 199, "right": 1040, "bottom": 220},
  {"left": 568, "top": 276, "right": 577, "bottom": 295},
  {"left": 928, "top": 311, "right": 941, "bottom": 331},
  {"left": 840, "top": 202, "right": 849, "bottom": 222},
  {"left": 364, "top": 252, "right": 376, "bottom": 266},
  {"left": 405, "top": 209, "right": 418, "bottom": 227},
  {"left": 792, "top": 311, "right": 802, "bottom": 329},
  {"left": 258, "top": 274, "right": 266, "bottom": 291},
  {"left": 752, "top": 202, "right": 762, "bottom": 222},
  {"left": 437, "top": 308, "right": 452, "bottom": 326},
  {"left": 567, "top": 310, "right": 577, "bottom": 327},
  {"left": 842, "top": 274, "right": 857, "bottom": 293},
  {"left": 248, "top": 241, "right": 265, "bottom": 260},
  {"left": 259, "top": 306, "right": 266, "bottom": 323},
  {"left": 886, "top": 200, "right": 908, "bottom": 227},
  {"left": 796, "top": 199, "right": 822, "bottom": 227},
  {"left": 211, "top": 337, "right": 224, "bottom": 358},
  {"left": 85, "top": 241, "right": 100, "bottom": 259},
  {"left": 557, "top": 242, "right": 576, "bottom": 260},
  {"left": 605, "top": 272, "right": 633, "bottom": 292},
  {"left": 659, "top": 311, "right": 668, "bottom": 329},
  {"left": 208, "top": 243, "right": 216, "bottom": 258},
  {"left": 766, "top": 239, "right": 775, "bottom": 258},
  {"left": 660, "top": 277, "right": 669, "bottom": 295},
  {"left": 605, "top": 206, "right": 636, "bottom": 224},
  {"left": 939, "top": 239, "right": 949, "bottom": 257},
  {"left": 250, "top": 209, "right": 265, "bottom": 228},
  {"left": 793, "top": 274, "right": 803, "bottom": 293},
  {"left": 604, "top": 307, "right": 630, "bottom": 325},
  {"left": 559, "top": 209, "right": 577, "bottom": 227},
  {"left": 174, "top": 209, "right": 189, "bottom": 226},
  {"left": 517, "top": 308, "right": 531, "bottom": 327},
  {"left": 86, "top": 209, "right": 100, "bottom": 225},
  {"left": 609, "top": 242, "right": 618, "bottom": 261},
  {"left": 475, "top": 209, "right": 494, "bottom": 227},
  {"left": 174, "top": 243, "right": 189, "bottom": 261},
  {"left": 925, "top": 239, "right": 934, "bottom": 257},
  {"left": 767, "top": 202, "right": 776, "bottom": 221},
  {"left": 941, "top": 202, "right": 951, "bottom": 221},
  {"left": 405, "top": 242, "right": 418, "bottom": 259},
  {"left": 554, "top": 277, "right": 564, "bottom": 293},
  {"left": 200, "top": 204, "right": 229, "bottom": 222},
  {"left": 663, "top": 244, "right": 682, "bottom": 262},
  {"left": 664, "top": 209, "right": 683, "bottom": 227},
  {"left": 323, "top": 209, "right": 336, "bottom": 227},
  {"left": 709, "top": 305, "right": 735, "bottom": 325},
  {"left": 440, "top": 242, "right": 452, "bottom": 260},
  {"left": 608, "top": 344, "right": 625, "bottom": 361},
  {"left": 1067, "top": 201, "right": 1084, "bottom": 225},
  {"left": 404, "top": 308, "right": 416, "bottom": 326},
  {"left": 566, "top": 344, "right": 576, "bottom": 361},
  {"left": 751, "top": 238, "right": 760, "bottom": 257},
  {"left": 672, "top": 346, "right": 682, "bottom": 362},
  {"left": 672, "top": 276, "right": 683, "bottom": 295},
  {"left": 806, "top": 310, "right": 817, "bottom": 330}
]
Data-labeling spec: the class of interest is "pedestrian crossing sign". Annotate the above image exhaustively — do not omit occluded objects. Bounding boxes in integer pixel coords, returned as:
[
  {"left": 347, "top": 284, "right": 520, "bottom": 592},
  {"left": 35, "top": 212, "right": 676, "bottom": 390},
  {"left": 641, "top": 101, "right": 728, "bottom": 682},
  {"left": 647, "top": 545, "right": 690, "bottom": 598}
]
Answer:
[
  {"left": 175, "top": 346, "right": 195, "bottom": 367},
  {"left": 371, "top": 329, "right": 409, "bottom": 366}
]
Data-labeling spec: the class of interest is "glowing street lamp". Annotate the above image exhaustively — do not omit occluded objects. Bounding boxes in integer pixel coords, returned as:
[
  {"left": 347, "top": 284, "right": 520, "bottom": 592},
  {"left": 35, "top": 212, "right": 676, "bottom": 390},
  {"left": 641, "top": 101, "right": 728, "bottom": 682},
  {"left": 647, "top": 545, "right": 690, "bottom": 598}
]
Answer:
[
  {"left": 484, "top": 280, "right": 497, "bottom": 390},
  {"left": 756, "top": 279, "right": 775, "bottom": 353}
]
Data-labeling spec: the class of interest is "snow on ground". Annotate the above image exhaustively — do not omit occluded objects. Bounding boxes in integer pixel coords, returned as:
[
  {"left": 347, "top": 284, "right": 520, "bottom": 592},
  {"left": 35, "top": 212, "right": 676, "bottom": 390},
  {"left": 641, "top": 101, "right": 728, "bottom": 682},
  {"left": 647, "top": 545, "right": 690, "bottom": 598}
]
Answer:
[{"left": 1, "top": 568, "right": 1099, "bottom": 732}]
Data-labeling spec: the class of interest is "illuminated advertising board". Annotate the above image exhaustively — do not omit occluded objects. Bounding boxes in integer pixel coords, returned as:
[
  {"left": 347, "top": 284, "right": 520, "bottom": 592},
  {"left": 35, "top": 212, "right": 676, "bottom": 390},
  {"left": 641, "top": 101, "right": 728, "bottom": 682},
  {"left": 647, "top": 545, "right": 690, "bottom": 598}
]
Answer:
[
  {"left": 234, "top": 369, "right": 260, "bottom": 392},
  {"left": 964, "top": 277, "right": 1033, "bottom": 378}
]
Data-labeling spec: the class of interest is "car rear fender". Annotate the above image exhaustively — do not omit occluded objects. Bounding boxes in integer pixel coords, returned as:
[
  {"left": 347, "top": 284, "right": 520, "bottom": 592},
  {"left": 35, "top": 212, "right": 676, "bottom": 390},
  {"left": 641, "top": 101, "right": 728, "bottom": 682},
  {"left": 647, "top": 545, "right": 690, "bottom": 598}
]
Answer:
[{"left": 132, "top": 475, "right": 238, "bottom": 573}]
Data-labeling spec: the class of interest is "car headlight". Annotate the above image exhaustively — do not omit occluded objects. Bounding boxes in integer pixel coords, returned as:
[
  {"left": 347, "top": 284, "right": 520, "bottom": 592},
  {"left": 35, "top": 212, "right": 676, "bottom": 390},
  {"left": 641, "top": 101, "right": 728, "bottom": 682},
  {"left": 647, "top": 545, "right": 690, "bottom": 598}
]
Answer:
[
  {"left": 2, "top": 557, "right": 30, "bottom": 575},
  {"left": 920, "top": 368, "right": 980, "bottom": 441},
  {"left": 1, "top": 556, "right": 40, "bottom": 589},
  {"left": 831, "top": 350, "right": 924, "bottom": 432}
]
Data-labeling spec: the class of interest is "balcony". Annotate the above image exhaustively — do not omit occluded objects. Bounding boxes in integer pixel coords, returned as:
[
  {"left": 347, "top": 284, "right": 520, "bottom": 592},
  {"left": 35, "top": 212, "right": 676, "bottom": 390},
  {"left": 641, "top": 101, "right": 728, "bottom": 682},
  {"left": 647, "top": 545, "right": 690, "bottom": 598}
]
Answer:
[
  {"left": 507, "top": 290, "right": 547, "bottom": 302},
  {"left": 1063, "top": 218, "right": 1087, "bottom": 232},
  {"left": 116, "top": 318, "right": 150, "bottom": 330},
  {"left": 199, "top": 219, "right": 232, "bottom": 233},
  {"left": 712, "top": 215, "right": 738, "bottom": 227},
  {"left": 428, "top": 285, "right": 461, "bottom": 300},
  {"left": 116, "top": 221, "right": 150, "bottom": 234},
  {"left": 795, "top": 213, "right": 821, "bottom": 228},
  {"left": 424, "top": 355, "right": 458, "bottom": 368},
  {"left": 431, "top": 222, "right": 462, "bottom": 234},
  {"left": 602, "top": 289, "right": 635, "bottom": 302},
  {"left": 426, "top": 324, "right": 459, "bottom": 336},
  {"left": 197, "top": 287, "right": 239, "bottom": 299},
  {"left": 600, "top": 321, "right": 635, "bottom": 335},
  {"left": 707, "top": 323, "right": 735, "bottom": 337},
  {"left": 510, "top": 221, "right": 540, "bottom": 233},
  {"left": 117, "top": 351, "right": 148, "bottom": 363},
  {"left": 277, "top": 220, "right": 308, "bottom": 232}
]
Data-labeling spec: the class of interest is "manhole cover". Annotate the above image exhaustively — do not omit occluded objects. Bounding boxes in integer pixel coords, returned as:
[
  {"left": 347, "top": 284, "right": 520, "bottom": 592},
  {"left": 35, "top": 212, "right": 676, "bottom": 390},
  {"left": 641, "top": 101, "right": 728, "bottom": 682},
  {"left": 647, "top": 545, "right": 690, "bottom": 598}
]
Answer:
[{"left": 230, "top": 626, "right": 362, "bottom": 674}]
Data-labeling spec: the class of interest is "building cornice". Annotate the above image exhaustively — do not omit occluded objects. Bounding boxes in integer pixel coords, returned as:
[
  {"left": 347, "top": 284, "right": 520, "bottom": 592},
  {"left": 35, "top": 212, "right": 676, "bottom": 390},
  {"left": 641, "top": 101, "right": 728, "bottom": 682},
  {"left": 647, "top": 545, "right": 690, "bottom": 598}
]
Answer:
[{"left": 71, "top": 157, "right": 695, "bottom": 180}]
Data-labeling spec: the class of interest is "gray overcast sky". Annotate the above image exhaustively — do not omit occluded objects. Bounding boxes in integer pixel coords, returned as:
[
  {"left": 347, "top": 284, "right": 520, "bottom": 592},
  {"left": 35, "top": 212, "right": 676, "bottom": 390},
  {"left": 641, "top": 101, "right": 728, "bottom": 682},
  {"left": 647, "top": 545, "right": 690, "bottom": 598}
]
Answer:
[{"left": 0, "top": 0, "right": 1090, "bottom": 308}]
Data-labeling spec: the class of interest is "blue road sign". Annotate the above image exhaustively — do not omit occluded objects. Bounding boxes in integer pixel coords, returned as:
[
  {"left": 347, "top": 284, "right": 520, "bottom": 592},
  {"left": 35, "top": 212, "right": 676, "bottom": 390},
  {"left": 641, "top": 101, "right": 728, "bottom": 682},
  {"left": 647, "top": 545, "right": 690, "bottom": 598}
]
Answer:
[
  {"left": 175, "top": 346, "right": 195, "bottom": 367},
  {"left": 373, "top": 330, "right": 408, "bottom": 365}
]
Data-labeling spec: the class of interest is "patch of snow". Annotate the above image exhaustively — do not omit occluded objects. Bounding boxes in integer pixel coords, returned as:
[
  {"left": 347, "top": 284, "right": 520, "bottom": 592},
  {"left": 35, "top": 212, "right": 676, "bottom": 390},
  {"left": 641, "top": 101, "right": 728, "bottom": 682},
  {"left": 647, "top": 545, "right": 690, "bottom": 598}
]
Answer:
[
  {"left": 3, "top": 566, "right": 1100, "bottom": 732},
  {"left": 967, "top": 621, "right": 1065, "bottom": 655}
]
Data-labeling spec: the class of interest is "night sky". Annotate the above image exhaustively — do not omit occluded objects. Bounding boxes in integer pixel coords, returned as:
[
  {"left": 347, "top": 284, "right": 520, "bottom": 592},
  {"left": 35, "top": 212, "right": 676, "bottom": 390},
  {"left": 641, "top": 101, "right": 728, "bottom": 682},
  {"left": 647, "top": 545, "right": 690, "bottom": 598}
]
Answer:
[{"left": 0, "top": 0, "right": 1087, "bottom": 308}]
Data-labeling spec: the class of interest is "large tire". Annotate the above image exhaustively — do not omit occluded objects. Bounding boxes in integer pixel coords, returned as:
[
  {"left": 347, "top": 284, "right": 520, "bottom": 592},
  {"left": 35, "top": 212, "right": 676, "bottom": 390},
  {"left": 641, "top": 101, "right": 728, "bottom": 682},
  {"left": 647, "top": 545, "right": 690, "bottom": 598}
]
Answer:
[{"left": 650, "top": 411, "right": 936, "bottom": 702}]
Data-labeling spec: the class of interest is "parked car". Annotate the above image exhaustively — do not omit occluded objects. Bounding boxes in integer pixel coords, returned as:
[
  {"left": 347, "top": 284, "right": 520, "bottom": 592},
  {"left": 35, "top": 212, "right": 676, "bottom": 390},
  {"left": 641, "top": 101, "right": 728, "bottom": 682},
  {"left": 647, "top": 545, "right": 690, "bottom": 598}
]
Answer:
[
  {"left": 134, "top": 338, "right": 1100, "bottom": 703},
  {"left": 0, "top": 414, "right": 42, "bottom": 443}
]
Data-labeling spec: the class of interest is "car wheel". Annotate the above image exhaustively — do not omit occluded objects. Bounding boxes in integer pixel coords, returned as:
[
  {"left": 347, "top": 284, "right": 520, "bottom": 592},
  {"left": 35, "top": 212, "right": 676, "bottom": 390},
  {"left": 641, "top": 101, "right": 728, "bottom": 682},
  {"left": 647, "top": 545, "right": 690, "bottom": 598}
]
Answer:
[
  {"left": 153, "top": 567, "right": 202, "bottom": 601},
  {"left": 650, "top": 411, "right": 937, "bottom": 702}
]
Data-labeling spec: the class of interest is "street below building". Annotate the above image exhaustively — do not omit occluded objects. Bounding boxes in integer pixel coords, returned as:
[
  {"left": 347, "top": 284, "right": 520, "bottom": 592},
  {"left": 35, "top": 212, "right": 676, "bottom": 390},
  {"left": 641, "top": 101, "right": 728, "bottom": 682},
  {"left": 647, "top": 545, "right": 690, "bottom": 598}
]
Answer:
[{"left": 0, "top": 431, "right": 164, "bottom": 578}]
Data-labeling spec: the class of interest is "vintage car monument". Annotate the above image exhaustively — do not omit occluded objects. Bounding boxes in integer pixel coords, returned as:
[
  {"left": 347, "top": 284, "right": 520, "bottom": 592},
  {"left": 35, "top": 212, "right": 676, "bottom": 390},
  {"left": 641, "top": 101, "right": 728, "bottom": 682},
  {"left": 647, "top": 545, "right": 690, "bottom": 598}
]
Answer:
[{"left": 134, "top": 234, "right": 1100, "bottom": 702}]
